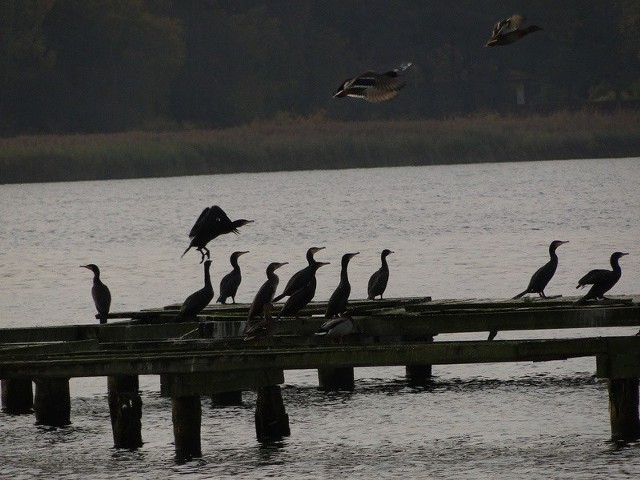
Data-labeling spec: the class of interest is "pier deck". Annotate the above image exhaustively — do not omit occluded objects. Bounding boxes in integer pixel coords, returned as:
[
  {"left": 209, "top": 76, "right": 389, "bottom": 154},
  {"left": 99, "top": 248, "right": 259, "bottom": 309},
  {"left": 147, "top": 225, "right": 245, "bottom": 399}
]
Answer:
[{"left": 1, "top": 296, "right": 640, "bottom": 456}]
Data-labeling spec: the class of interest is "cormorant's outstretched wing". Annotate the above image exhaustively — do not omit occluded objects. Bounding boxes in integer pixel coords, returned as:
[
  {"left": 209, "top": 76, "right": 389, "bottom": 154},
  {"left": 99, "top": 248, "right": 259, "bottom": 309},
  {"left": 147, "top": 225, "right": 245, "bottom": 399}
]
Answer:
[
  {"left": 188, "top": 207, "right": 211, "bottom": 239},
  {"left": 577, "top": 269, "right": 610, "bottom": 288}
]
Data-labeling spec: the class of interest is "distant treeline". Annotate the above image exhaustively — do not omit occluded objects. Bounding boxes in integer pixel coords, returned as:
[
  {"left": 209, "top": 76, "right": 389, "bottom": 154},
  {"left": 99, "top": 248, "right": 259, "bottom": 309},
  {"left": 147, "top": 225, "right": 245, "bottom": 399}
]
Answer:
[
  {"left": 1, "top": 110, "right": 639, "bottom": 184},
  {"left": 1, "top": 1, "right": 639, "bottom": 136}
]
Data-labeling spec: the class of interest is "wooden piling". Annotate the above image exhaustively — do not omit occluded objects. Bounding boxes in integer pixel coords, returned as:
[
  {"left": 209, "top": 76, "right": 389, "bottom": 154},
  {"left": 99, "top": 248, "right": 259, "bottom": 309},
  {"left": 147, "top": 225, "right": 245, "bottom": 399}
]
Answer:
[
  {"left": 318, "top": 367, "right": 355, "bottom": 391},
  {"left": 255, "top": 385, "right": 290, "bottom": 441},
  {"left": 406, "top": 364, "right": 433, "bottom": 387},
  {"left": 172, "top": 395, "right": 202, "bottom": 459},
  {"left": 108, "top": 375, "right": 143, "bottom": 449},
  {"left": 608, "top": 378, "right": 640, "bottom": 442},
  {"left": 211, "top": 391, "right": 243, "bottom": 406},
  {"left": 34, "top": 378, "right": 70, "bottom": 427},
  {"left": 1, "top": 379, "right": 33, "bottom": 414}
]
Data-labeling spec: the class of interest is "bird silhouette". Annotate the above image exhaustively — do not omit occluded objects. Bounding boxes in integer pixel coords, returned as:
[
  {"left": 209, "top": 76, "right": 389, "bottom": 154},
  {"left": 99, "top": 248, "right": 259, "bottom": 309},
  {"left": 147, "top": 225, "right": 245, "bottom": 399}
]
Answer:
[
  {"left": 485, "top": 14, "right": 543, "bottom": 47},
  {"left": 513, "top": 241, "right": 568, "bottom": 299},
  {"left": 334, "top": 63, "right": 412, "bottom": 102},
  {"left": 80, "top": 264, "right": 111, "bottom": 324},
  {"left": 177, "top": 260, "right": 214, "bottom": 321},
  {"left": 217, "top": 251, "right": 249, "bottom": 304},
  {"left": 574, "top": 252, "right": 628, "bottom": 305},
  {"left": 367, "top": 249, "right": 394, "bottom": 300},
  {"left": 182, "top": 205, "right": 253, "bottom": 263}
]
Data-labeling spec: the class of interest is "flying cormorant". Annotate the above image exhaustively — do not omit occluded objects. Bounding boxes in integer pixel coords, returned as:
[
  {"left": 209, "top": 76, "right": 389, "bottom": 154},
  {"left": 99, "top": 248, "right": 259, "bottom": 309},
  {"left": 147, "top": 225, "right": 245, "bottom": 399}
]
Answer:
[
  {"left": 246, "top": 262, "right": 288, "bottom": 327},
  {"left": 278, "top": 261, "right": 330, "bottom": 318},
  {"left": 574, "top": 252, "right": 628, "bottom": 305},
  {"left": 182, "top": 205, "right": 253, "bottom": 263},
  {"left": 333, "top": 63, "right": 412, "bottom": 103},
  {"left": 513, "top": 240, "right": 568, "bottom": 299},
  {"left": 177, "top": 259, "right": 214, "bottom": 321},
  {"left": 367, "top": 249, "right": 394, "bottom": 300},
  {"left": 325, "top": 252, "right": 359, "bottom": 318},
  {"left": 485, "top": 14, "right": 543, "bottom": 47},
  {"left": 217, "top": 251, "right": 249, "bottom": 304},
  {"left": 80, "top": 264, "right": 111, "bottom": 324},
  {"left": 273, "top": 247, "right": 325, "bottom": 303}
]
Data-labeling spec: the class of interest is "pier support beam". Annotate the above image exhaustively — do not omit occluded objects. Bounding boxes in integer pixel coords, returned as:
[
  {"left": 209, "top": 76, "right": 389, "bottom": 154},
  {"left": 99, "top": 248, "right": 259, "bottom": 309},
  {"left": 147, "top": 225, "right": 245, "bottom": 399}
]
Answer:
[
  {"left": 255, "top": 385, "right": 290, "bottom": 441},
  {"left": 406, "top": 364, "right": 433, "bottom": 387},
  {"left": 34, "top": 378, "right": 70, "bottom": 427},
  {"left": 172, "top": 395, "right": 202, "bottom": 460},
  {"left": 108, "top": 375, "right": 143, "bottom": 449},
  {"left": 608, "top": 378, "right": 640, "bottom": 442},
  {"left": 1, "top": 379, "right": 33, "bottom": 414},
  {"left": 211, "top": 391, "right": 243, "bottom": 406},
  {"left": 318, "top": 367, "right": 355, "bottom": 391}
]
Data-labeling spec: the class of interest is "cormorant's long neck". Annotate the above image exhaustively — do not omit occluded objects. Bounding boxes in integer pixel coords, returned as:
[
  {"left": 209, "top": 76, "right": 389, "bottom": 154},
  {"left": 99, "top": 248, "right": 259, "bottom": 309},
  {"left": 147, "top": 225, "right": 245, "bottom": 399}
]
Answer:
[
  {"left": 340, "top": 261, "right": 350, "bottom": 284},
  {"left": 204, "top": 264, "right": 212, "bottom": 287},
  {"left": 611, "top": 257, "right": 622, "bottom": 274},
  {"left": 548, "top": 246, "right": 559, "bottom": 266},
  {"left": 381, "top": 254, "right": 389, "bottom": 271},
  {"left": 231, "top": 256, "right": 240, "bottom": 270},
  {"left": 306, "top": 251, "right": 315, "bottom": 265}
]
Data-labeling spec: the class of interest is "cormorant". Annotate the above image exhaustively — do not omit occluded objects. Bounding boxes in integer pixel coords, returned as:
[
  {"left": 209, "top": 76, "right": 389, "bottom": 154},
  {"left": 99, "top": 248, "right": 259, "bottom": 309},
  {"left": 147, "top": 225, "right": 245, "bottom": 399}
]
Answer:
[
  {"left": 182, "top": 205, "right": 253, "bottom": 263},
  {"left": 315, "top": 313, "right": 354, "bottom": 343},
  {"left": 244, "top": 303, "right": 275, "bottom": 341},
  {"left": 575, "top": 252, "right": 628, "bottom": 305},
  {"left": 278, "top": 261, "right": 330, "bottom": 318},
  {"left": 485, "top": 14, "right": 543, "bottom": 47},
  {"left": 513, "top": 240, "right": 568, "bottom": 299},
  {"left": 325, "top": 252, "right": 359, "bottom": 318},
  {"left": 334, "top": 63, "right": 412, "bottom": 103},
  {"left": 217, "top": 251, "right": 249, "bottom": 304},
  {"left": 367, "top": 249, "right": 394, "bottom": 300},
  {"left": 177, "top": 260, "right": 214, "bottom": 321},
  {"left": 80, "top": 264, "right": 111, "bottom": 324},
  {"left": 273, "top": 247, "right": 325, "bottom": 303},
  {"left": 246, "top": 262, "right": 288, "bottom": 326}
]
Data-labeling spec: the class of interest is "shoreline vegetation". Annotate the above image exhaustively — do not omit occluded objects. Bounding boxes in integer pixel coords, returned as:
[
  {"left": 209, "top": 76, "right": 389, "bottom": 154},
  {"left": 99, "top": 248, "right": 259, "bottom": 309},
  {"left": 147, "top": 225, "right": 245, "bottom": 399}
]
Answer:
[{"left": 1, "top": 110, "right": 639, "bottom": 185}]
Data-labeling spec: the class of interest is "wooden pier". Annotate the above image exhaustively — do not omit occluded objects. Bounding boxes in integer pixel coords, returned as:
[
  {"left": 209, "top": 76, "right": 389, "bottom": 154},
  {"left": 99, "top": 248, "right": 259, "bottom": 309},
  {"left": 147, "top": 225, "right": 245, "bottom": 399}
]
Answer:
[{"left": 1, "top": 296, "right": 640, "bottom": 459}]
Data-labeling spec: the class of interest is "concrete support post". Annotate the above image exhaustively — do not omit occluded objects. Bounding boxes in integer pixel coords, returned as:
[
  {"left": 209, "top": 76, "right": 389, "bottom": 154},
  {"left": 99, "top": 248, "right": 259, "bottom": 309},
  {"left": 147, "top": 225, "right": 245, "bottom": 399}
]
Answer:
[
  {"left": 608, "top": 378, "right": 640, "bottom": 442},
  {"left": 1, "top": 379, "right": 33, "bottom": 414},
  {"left": 255, "top": 385, "right": 290, "bottom": 441},
  {"left": 108, "top": 375, "right": 143, "bottom": 449},
  {"left": 317, "top": 367, "right": 355, "bottom": 391},
  {"left": 211, "top": 391, "right": 243, "bottom": 406},
  {"left": 34, "top": 378, "right": 71, "bottom": 427},
  {"left": 172, "top": 395, "right": 202, "bottom": 460}
]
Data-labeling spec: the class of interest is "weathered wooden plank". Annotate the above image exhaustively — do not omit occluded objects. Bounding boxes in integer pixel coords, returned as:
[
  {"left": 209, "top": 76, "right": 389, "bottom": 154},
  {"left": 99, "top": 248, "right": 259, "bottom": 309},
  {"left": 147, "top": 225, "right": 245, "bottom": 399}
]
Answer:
[
  {"left": 160, "top": 369, "right": 284, "bottom": 396},
  {"left": 2, "top": 336, "right": 637, "bottom": 379}
]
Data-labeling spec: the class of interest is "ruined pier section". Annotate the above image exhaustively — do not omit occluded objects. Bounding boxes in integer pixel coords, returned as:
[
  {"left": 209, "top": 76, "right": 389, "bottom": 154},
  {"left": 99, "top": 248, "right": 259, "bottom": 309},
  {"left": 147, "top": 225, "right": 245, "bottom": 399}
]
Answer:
[{"left": 1, "top": 296, "right": 640, "bottom": 459}]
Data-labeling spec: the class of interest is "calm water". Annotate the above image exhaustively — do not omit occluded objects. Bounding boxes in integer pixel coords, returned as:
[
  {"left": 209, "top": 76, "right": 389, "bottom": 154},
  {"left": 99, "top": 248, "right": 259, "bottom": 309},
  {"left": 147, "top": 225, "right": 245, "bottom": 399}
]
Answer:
[{"left": 1, "top": 158, "right": 640, "bottom": 478}]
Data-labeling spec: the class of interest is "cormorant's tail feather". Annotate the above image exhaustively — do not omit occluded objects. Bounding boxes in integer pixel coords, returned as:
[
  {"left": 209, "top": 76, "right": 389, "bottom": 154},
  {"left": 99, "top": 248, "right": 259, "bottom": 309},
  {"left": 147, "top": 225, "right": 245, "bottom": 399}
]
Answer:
[
  {"left": 512, "top": 291, "right": 527, "bottom": 299},
  {"left": 272, "top": 293, "right": 285, "bottom": 303},
  {"left": 181, "top": 246, "right": 191, "bottom": 259}
]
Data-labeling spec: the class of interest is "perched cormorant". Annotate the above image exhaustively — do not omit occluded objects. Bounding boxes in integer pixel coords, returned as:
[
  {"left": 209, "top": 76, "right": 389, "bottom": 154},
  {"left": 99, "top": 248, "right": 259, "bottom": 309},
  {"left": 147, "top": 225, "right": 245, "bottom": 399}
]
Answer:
[
  {"left": 325, "top": 252, "right": 359, "bottom": 318},
  {"left": 273, "top": 247, "right": 325, "bottom": 303},
  {"left": 278, "top": 261, "right": 330, "bottom": 318},
  {"left": 244, "top": 303, "right": 275, "bottom": 341},
  {"left": 575, "top": 252, "right": 628, "bottom": 305},
  {"left": 177, "top": 260, "right": 214, "bottom": 321},
  {"left": 485, "top": 14, "right": 543, "bottom": 47},
  {"left": 217, "top": 251, "right": 249, "bottom": 304},
  {"left": 182, "top": 205, "right": 253, "bottom": 263},
  {"left": 334, "top": 63, "right": 412, "bottom": 103},
  {"left": 246, "top": 262, "right": 288, "bottom": 326},
  {"left": 80, "top": 264, "right": 111, "bottom": 324},
  {"left": 367, "top": 249, "right": 394, "bottom": 300},
  {"left": 315, "top": 313, "right": 354, "bottom": 343},
  {"left": 513, "top": 240, "right": 568, "bottom": 299}
]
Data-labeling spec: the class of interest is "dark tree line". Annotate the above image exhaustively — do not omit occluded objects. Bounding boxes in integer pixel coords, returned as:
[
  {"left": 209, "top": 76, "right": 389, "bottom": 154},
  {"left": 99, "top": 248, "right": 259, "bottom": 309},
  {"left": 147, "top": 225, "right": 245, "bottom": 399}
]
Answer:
[{"left": 1, "top": 0, "right": 639, "bottom": 135}]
